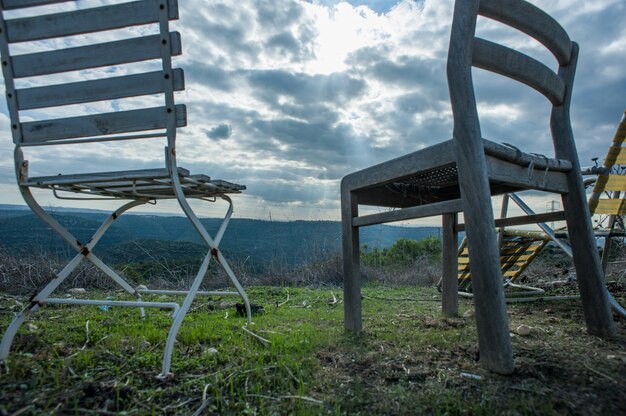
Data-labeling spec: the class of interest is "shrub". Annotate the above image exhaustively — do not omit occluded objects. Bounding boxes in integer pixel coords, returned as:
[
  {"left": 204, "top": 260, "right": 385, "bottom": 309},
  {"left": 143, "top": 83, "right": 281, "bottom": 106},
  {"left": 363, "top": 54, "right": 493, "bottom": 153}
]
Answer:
[{"left": 362, "top": 236, "right": 442, "bottom": 268}]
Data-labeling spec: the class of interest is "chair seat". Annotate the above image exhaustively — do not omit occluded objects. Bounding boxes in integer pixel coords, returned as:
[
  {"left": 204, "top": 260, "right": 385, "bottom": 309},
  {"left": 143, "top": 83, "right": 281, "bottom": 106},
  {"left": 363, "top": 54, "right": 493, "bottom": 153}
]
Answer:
[
  {"left": 22, "top": 167, "right": 246, "bottom": 199},
  {"left": 347, "top": 139, "right": 572, "bottom": 209}
]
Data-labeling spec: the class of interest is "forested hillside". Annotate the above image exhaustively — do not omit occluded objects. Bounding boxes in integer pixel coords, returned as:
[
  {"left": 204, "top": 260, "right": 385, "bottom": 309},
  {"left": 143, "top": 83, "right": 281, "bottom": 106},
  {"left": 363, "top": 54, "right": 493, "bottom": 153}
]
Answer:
[{"left": 0, "top": 205, "right": 439, "bottom": 271}]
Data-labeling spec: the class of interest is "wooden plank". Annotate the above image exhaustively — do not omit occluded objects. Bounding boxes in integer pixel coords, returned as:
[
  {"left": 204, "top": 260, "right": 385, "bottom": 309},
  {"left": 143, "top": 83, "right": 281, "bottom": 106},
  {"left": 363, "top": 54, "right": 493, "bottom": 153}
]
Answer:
[
  {"left": 486, "top": 156, "right": 569, "bottom": 194},
  {"left": 473, "top": 38, "right": 565, "bottom": 105},
  {"left": 341, "top": 182, "right": 362, "bottom": 333},
  {"left": 442, "top": 213, "right": 458, "bottom": 317},
  {"left": 588, "top": 198, "right": 626, "bottom": 215},
  {"left": 20, "top": 104, "right": 186, "bottom": 143},
  {"left": 455, "top": 211, "right": 566, "bottom": 232},
  {"left": 1, "top": 0, "right": 70, "bottom": 9},
  {"left": 479, "top": 0, "right": 572, "bottom": 65},
  {"left": 17, "top": 69, "right": 184, "bottom": 110},
  {"left": 459, "top": 253, "right": 536, "bottom": 265},
  {"left": 449, "top": 0, "right": 514, "bottom": 375},
  {"left": 352, "top": 199, "right": 462, "bottom": 227},
  {"left": 12, "top": 32, "right": 181, "bottom": 78},
  {"left": 594, "top": 174, "right": 626, "bottom": 192},
  {"left": 5, "top": 0, "right": 179, "bottom": 43},
  {"left": 551, "top": 43, "right": 616, "bottom": 337},
  {"left": 483, "top": 140, "right": 571, "bottom": 171}
]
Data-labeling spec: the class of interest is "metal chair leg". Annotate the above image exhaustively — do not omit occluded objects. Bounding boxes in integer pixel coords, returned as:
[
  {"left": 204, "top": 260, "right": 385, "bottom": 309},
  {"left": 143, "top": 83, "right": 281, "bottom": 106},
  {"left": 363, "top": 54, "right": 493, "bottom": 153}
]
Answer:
[
  {"left": 0, "top": 197, "right": 149, "bottom": 361},
  {"left": 0, "top": 254, "right": 83, "bottom": 360}
]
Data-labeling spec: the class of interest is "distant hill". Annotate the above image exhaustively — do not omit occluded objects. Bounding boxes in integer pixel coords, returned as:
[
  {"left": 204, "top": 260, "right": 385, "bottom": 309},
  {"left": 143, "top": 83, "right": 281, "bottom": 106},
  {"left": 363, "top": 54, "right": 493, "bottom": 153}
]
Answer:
[{"left": 0, "top": 206, "right": 441, "bottom": 269}]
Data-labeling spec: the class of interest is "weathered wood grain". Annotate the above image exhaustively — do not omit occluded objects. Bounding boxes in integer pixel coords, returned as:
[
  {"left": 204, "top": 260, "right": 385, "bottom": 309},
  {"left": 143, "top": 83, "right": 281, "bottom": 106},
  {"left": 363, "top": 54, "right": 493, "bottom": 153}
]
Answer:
[
  {"left": 17, "top": 69, "right": 184, "bottom": 110},
  {"left": 479, "top": 0, "right": 571, "bottom": 65},
  {"left": 5, "top": 0, "right": 179, "bottom": 43},
  {"left": 12, "top": 32, "right": 182, "bottom": 78},
  {"left": 352, "top": 199, "right": 462, "bottom": 227},
  {"left": 551, "top": 43, "right": 616, "bottom": 337},
  {"left": 442, "top": 213, "right": 459, "bottom": 317},
  {"left": 473, "top": 39, "right": 565, "bottom": 105},
  {"left": 341, "top": 181, "right": 362, "bottom": 332},
  {"left": 20, "top": 105, "right": 186, "bottom": 143}
]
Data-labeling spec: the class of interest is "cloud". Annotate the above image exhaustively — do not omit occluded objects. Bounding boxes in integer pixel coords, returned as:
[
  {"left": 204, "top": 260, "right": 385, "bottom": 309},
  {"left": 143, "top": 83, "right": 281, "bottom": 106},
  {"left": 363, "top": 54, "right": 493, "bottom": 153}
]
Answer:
[
  {"left": 0, "top": 0, "right": 623, "bottom": 222},
  {"left": 205, "top": 123, "right": 233, "bottom": 140}
]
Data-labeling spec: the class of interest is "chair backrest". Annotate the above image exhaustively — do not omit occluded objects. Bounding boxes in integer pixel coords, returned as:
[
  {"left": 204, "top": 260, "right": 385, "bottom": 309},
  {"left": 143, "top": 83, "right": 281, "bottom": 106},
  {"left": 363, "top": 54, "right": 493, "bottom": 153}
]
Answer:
[
  {"left": 0, "top": 0, "right": 186, "bottom": 149},
  {"left": 447, "top": 0, "right": 577, "bottom": 157}
]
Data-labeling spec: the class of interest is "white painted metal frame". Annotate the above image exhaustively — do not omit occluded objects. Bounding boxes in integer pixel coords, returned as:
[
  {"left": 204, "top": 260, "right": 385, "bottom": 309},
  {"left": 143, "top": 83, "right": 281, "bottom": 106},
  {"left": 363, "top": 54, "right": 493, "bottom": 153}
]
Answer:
[{"left": 0, "top": 0, "right": 254, "bottom": 379}]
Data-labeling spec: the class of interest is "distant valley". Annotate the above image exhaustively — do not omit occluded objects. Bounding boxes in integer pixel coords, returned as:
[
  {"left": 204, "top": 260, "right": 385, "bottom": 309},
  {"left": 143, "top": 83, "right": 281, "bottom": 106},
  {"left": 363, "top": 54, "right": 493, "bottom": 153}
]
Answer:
[{"left": 0, "top": 205, "right": 440, "bottom": 271}]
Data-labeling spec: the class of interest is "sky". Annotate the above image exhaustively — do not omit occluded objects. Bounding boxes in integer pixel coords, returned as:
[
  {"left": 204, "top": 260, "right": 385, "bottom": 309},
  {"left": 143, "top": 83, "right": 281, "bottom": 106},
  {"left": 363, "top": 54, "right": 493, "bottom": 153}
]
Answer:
[{"left": 0, "top": 0, "right": 624, "bottom": 226}]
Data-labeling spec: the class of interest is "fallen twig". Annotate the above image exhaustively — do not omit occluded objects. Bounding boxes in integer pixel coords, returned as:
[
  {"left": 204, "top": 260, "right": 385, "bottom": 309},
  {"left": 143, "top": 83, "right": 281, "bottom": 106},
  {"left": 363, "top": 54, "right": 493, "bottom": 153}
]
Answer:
[
  {"left": 283, "top": 364, "right": 301, "bottom": 386},
  {"left": 246, "top": 394, "right": 323, "bottom": 405},
  {"left": 278, "top": 290, "right": 290, "bottom": 307},
  {"left": 281, "top": 395, "right": 324, "bottom": 405},
  {"left": 362, "top": 295, "right": 439, "bottom": 302},
  {"left": 242, "top": 324, "right": 271, "bottom": 346},
  {"left": 11, "top": 405, "right": 33, "bottom": 416},
  {"left": 583, "top": 361, "right": 618, "bottom": 384},
  {"left": 81, "top": 320, "right": 90, "bottom": 350}
]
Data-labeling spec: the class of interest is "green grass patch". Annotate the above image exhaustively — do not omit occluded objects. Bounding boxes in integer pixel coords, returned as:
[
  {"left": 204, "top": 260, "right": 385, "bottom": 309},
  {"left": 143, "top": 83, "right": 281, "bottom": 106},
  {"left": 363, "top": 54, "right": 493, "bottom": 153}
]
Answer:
[{"left": 0, "top": 286, "right": 625, "bottom": 415}]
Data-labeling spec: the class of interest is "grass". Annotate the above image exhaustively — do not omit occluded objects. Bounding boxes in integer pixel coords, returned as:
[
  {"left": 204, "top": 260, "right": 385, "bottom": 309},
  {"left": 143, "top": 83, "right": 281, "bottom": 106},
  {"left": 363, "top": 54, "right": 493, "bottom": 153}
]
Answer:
[{"left": 0, "top": 285, "right": 625, "bottom": 415}]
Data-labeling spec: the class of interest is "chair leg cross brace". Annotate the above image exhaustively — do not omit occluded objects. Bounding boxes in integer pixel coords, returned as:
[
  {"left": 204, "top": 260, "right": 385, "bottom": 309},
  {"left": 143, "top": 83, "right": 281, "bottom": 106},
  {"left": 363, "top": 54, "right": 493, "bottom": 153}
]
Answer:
[
  {"left": 0, "top": 191, "right": 254, "bottom": 377},
  {"left": 0, "top": 197, "right": 148, "bottom": 360}
]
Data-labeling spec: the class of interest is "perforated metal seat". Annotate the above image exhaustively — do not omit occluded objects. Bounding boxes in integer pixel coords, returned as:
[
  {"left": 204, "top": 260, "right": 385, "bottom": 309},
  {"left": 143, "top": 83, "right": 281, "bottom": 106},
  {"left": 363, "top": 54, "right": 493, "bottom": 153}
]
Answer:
[{"left": 24, "top": 168, "right": 245, "bottom": 199}]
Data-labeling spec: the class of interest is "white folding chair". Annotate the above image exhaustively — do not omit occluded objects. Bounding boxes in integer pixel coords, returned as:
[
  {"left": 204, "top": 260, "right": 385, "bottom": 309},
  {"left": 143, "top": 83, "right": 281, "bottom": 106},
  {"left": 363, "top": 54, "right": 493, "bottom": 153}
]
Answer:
[{"left": 0, "top": 0, "right": 254, "bottom": 379}]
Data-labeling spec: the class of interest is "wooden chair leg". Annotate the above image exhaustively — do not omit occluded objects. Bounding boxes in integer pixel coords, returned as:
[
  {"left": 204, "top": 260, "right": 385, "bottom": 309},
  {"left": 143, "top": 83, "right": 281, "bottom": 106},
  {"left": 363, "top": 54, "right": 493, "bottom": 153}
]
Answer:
[
  {"left": 456, "top": 141, "right": 514, "bottom": 374},
  {"left": 342, "top": 183, "right": 362, "bottom": 332},
  {"left": 561, "top": 182, "right": 616, "bottom": 337},
  {"left": 442, "top": 213, "right": 459, "bottom": 317}
]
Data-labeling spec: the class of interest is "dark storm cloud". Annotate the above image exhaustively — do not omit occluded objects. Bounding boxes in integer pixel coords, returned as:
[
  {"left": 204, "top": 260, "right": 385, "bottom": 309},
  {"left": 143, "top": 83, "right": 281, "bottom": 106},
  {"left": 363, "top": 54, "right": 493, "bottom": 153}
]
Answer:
[
  {"left": 206, "top": 123, "right": 232, "bottom": 140},
  {"left": 184, "top": 64, "right": 235, "bottom": 92}
]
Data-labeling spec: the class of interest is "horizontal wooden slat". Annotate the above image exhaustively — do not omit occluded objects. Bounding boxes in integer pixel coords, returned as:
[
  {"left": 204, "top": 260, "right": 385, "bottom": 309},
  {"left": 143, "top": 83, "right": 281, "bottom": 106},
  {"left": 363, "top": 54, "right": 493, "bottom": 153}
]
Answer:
[
  {"left": 456, "top": 256, "right": 533, "bottom": 265},
  {"left": 1, "top": 0, "right": 70, "bottom": 9},
  {"left": 483, "top": 140, "right": 571, "bottom": 171},
  {"left": 455, "top": 211, "right": 566, "bottom": 232},
  {"left": 11, "top": 32, "right": 181, "bottom": 78},
  {"left": 5, "top": 0, "right": 178, "bottom": 43},
  {"left": 16, "top": 69, "right": 184, "bottom": 110},
  {"left": 479, "top": 0, "right": 572, "bottom": 65},
  {"left": 473, "top": 38, "right": 565, "bottom": 105},
  {"left": 19, "top": 104, "right": 186, "bottom": 143},
  {"left": 352, "top": 199, "right": 463, "bottom": 227},
  {"left": 588, "top": 198, "right": 626, "bottom": 215},
  {"left": 501, "top": 254, "right": 535, "bottom": 262},
  {"left": 594, "top": 174, "right": 626, "bottom": 192},
  {"left": 486, "top": 157, "right": 569, "bottom": 194}
]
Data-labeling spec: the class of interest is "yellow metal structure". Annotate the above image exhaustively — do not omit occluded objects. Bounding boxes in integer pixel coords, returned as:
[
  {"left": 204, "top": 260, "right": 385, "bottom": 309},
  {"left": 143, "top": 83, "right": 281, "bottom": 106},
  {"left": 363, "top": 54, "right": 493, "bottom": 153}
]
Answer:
[{"left": 457, "top": 231, "right": 548, "bottom": 291}]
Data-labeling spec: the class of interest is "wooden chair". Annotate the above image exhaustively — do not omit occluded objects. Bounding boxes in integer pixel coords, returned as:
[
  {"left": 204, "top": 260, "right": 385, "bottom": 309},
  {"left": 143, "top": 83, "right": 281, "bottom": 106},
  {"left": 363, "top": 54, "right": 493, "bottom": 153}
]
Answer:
[
  {"left": 0, "top": 0, "right": 254, "bottom": 379},
  {"left": 341, "top": 0, "right": 616, "bottom": 374}
]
